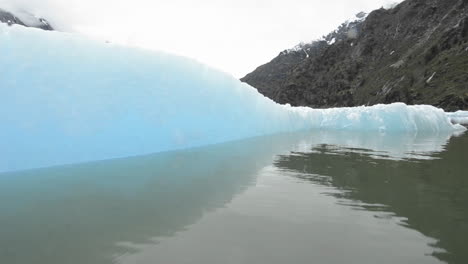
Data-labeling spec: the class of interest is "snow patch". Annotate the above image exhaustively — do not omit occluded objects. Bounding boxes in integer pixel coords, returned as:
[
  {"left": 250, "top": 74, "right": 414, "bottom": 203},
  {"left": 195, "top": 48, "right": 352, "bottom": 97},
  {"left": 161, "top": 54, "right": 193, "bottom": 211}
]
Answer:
[
  {"left": 344, "top": 12, "right": 368, "bottom": 27},
  {"left": 426, "top": 72, "right": 436, "bottom": 83},
  {"left": 390, "top": 60, "right": 405, "bottom": 68},
  {"left": 383, "top": 1, "right": 402, "bottom": 10}
]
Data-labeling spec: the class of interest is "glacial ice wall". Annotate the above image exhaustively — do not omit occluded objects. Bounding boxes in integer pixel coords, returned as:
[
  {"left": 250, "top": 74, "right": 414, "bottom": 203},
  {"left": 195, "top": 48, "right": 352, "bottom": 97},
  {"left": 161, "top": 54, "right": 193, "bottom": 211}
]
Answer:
[{"left": 0, "top": 24, "right": 463, "bottom": 172}]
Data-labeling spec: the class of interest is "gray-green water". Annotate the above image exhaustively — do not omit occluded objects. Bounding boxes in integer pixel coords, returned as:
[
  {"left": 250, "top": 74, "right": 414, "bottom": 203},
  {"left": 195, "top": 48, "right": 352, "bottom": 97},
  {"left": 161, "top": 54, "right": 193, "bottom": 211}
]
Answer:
[{"left": 0, "top": 130, "right": 467, "bottom": 264}]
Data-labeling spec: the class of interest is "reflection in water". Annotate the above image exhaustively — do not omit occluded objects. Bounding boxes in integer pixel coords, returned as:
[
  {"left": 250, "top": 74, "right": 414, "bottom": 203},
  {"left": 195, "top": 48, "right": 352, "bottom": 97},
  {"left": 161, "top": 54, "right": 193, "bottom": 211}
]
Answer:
[
  {"left": 0, "top": 130, "right": 465, "bottom": 264},
  {"left": 0, "top": 133, "right": 310, "bottom": 264},
  {"left": 275, "top": 132, "right": 468, "bottom": 264}
]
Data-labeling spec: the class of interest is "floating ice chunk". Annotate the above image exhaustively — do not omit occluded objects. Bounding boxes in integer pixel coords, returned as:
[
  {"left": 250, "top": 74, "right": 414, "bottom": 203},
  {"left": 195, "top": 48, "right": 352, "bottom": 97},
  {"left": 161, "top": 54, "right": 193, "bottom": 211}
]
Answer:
[
  {"left": 447, "top": 111, "right": 468, "bottom": 125},
  {"left": 0, "top": 24, "right": 463, "bottom": 173}
]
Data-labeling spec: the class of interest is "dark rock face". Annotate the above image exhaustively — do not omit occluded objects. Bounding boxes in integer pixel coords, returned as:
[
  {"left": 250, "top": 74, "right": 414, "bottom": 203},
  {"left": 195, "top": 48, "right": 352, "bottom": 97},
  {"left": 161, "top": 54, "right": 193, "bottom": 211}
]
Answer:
[
  {"left": 0, "top": 8, "right": 53, "bottom": 31},
  {"left": 241, "top": 0, "right": 468, "bottom": 111}
]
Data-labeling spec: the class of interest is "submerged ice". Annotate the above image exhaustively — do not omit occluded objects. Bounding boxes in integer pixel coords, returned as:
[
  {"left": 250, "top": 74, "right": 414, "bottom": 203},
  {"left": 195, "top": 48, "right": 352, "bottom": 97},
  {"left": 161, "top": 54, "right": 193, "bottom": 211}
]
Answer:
[{"left": 0, "top": 24, "right": 464, "bottom": 173}]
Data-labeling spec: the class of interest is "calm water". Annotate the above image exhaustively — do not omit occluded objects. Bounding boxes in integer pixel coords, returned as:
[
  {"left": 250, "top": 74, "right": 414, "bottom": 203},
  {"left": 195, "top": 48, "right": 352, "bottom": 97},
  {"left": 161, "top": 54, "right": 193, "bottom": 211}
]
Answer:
[{"left": 0, "top": 130, "right": 467, "bottom": 264}]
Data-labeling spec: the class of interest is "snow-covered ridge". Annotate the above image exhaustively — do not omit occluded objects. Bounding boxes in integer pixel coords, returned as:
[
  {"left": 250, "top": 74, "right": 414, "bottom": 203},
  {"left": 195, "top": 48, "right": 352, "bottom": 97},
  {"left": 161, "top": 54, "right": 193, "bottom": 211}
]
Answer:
[
  {"left": 383, "top": 1, "right": 402, "bottom": 10},
  {"left": 283, "top": 12, "right": 368, "bottom": 55},
  {"left": 0, "top": 24, "right": 464, "bottom": 173},
  {"left": 342, "top": 11, "right": 368, "bottom": 29}
]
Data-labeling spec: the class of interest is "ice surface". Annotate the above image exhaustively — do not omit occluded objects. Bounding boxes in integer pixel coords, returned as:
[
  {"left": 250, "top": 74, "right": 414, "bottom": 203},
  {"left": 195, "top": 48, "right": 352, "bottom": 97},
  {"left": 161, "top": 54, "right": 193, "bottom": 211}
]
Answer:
[{"left": 0, "top": 24, "right": 464, "bottom": 172}]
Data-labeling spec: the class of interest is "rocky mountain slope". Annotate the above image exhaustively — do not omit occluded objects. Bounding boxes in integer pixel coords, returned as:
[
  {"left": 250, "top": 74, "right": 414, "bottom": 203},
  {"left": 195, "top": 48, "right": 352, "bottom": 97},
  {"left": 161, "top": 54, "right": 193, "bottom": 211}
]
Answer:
[
  {"left": 0, "top": 8, "right": 53, "bottom": 30},
  {"left": 241, "top": 0, "right": 468, "bottom": 111}
]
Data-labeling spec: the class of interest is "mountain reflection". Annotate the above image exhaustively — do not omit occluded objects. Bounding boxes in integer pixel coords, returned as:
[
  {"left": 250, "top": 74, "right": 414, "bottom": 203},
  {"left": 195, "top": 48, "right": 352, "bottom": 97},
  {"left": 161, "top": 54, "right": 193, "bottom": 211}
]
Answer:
[
  {"left": 0, "top": 130, "right": 465, "bottom": 264},
  {"left": 274, "top": 132, "right": 468, "bottom": 263}
]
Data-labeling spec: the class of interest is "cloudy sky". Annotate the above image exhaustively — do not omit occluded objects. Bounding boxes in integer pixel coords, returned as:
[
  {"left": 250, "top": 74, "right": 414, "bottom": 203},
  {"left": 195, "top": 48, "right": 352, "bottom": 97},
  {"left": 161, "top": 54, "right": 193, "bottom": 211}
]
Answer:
[{"left": 1, "top": 0, "right": 402, "bottom": 77}]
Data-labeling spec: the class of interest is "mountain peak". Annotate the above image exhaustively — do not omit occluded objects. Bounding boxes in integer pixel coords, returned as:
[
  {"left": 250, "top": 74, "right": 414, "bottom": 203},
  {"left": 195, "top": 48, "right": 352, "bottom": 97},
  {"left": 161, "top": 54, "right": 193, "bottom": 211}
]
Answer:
[{"left": 241, "top": 0, "right": 468, "bottom": 111}]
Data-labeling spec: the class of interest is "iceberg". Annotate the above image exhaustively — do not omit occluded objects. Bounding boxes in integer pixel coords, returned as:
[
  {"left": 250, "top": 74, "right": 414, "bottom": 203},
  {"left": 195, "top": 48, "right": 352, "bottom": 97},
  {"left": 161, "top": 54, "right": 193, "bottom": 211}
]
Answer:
[{"left": 0, "top": 24, "right": 464, "bottom": 173}]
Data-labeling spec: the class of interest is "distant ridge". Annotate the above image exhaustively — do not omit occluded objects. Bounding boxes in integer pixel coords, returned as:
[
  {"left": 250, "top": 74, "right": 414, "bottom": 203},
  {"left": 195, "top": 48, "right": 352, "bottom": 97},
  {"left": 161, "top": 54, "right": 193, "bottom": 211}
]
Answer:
[
  {"left": 241, "top": 0, "right": 468, "bottom": 111},
  {"left": 0, "top": 8, "right": 53, "bottom": 30}
]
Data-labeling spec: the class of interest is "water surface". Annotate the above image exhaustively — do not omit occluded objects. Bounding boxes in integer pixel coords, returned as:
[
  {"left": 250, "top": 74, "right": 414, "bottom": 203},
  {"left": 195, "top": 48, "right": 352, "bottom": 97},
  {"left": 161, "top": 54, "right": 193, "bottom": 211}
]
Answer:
[{"left": 0, "top": 130, "right": 467, "bottom": 264}]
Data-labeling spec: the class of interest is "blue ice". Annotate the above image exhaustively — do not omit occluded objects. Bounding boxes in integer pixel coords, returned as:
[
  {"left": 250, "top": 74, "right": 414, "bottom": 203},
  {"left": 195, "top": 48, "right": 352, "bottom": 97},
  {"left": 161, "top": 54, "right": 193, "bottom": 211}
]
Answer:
[{"left": 0, "top": 24, "right": 464, "bottom": 173}]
